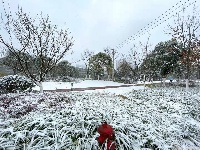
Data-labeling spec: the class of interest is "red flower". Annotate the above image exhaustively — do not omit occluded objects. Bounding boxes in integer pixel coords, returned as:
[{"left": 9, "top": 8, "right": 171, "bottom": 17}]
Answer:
[{"left": 96, "top": 122, "right": 115, "bottom": 150}]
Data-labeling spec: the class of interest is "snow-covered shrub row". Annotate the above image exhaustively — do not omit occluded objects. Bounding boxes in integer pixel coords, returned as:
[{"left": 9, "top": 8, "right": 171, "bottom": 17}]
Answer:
[
  {"left": 0, "top": 87, "right": 200, "bottom": 149},
  {"left": 0, "top": 92, "right": 73, "bottom": 118},
  {"left": 0, "top": 75, "right": 35, "bottom": 94}
]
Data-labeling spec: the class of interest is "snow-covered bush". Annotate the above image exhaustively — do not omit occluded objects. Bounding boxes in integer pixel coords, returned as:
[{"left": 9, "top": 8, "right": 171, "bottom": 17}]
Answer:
[
  {"left": 0, "top": 92, "right": 73, "bottom": 118},
  {"left": 0, "top": 75, "right": 34, "bottom": 94},
  {"left": 0, "top": 87, "right": 200, "bottom": 149}
]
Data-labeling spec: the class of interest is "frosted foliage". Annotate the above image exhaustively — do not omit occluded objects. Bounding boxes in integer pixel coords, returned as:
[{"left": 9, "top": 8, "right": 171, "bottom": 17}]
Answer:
[
  {"left": 0, "top": 88, "right": 200, "bottom": 149},
  {"left": 0, "top": 75, "right": 34, "bottom": 94}
]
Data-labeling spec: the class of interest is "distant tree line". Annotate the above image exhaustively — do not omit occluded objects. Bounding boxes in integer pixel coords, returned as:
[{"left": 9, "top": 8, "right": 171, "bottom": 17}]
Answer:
[{"left": 1, "top": 51, "right": 84, "bottom": 79}]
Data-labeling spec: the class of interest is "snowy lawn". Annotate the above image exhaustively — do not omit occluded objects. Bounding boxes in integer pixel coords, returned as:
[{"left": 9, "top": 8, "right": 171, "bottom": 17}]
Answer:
[
  {"left": 32, "top": 80, "right": 134, "bottom": 91},
  {"left": 0, "top": 80, "right": 200, "bottom": 149}
]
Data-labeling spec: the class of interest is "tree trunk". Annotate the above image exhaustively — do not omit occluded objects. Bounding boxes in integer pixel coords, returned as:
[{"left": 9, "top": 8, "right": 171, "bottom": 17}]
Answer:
[
  {"left": 86, "top": 66, "right": 90, "bottom": 79},
  {"left": 186, "top": 79, "right": 189, "bottom": 91},
  {"left": 143, "top": 75, "right": 146, "bottom": 90},
  {"left": 107, "top": 74, "right": 110, "bottom": 81},
  {"left": 13, "top": 69, "right": 17, "bottom": 75},
  {"left": 36, "top": 81, "right": 43, "bottom": 93},
  {"left": 162, "top": 78, "right": 166, "bottom": 86}
]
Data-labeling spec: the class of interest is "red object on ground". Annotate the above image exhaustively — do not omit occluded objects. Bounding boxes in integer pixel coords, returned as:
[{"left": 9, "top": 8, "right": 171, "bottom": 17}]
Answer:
[{"left": 96, "top": 122, "right": 115, "bottom": 150}]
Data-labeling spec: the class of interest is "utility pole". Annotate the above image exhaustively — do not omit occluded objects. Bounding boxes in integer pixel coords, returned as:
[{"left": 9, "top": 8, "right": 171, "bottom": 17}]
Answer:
[
  {"left": 140, "top": 34, "right": 151, "bottom": 87},
  {"left": 111, "top": 49, "right": 117, "bottom": 81},
  {"left": 104, "top": 48, "right": 118, "bottom": 81}
]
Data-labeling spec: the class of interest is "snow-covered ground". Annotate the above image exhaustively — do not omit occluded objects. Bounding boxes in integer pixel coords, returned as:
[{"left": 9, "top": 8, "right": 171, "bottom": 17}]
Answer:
[
  {"left": 32, "top": 80, "right": 135, "bottom": 91},
  {"left": 83, "top": 85, "right": 145, "bottom": 94},
  {"left": 32, "top": 79, "right": 172, "bottom": 94},
  {"left": 1, "top": 80, "right": 200, "bottom": 149},
  {"left": 32, "top": 79, "right": 152, "bottom": 93}
]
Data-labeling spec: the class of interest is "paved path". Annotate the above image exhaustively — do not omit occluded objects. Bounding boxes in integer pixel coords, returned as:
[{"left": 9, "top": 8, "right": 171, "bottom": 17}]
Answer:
[{"left": 44, "top": 84, "right": 134, "bottom": 92}]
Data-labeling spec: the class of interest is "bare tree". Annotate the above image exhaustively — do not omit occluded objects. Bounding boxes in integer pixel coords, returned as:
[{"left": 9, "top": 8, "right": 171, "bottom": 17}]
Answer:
[
  {"left": 81, "top": 49, "right": 94, "bottom": 79},
  {"left": 193, "top": 46, "right": 200, "bottom": 79},
  {"left": 168, "top": 6, "right": 200, "bottom": 90},
  {"left": 138, "top": 35, "right": 152, "bottom": 85},
  {"left": 128, "top": 44, "right": 140, "bottom": 79},
  {"left": 0, "top": 4, "right": 74, "bottom": 92}
]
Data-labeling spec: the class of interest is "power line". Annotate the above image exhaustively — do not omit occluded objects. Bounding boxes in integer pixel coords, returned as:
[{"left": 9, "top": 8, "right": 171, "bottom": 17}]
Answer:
[
  {"left": 119, "top": 0, "right": 195, "bottom": 47},
  {"left": 116, "top": 0, "right": 197, "bottom": 49}
]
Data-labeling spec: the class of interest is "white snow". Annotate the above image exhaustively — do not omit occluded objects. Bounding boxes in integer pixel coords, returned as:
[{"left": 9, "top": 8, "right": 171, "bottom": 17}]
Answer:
[
  {"left": 83, "top": 85, "right": 145, "bottom": 94},
  {"left": 32, "top": 79, "right": 145, "bottom": 93},
  {"left": 32, "top": 80, "right": 131, "bottom": 90},
  {"left": 1, "top": 79, "right": 200, "bottom": 149}
]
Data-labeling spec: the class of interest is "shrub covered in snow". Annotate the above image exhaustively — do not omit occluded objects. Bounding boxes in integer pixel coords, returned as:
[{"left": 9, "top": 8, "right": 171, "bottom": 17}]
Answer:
[
  {"left": 0, "top": 75, "right": 35, "bottom": 94},
  {"left": 0, "top": 87, "right": 200, "bottom": 149}
]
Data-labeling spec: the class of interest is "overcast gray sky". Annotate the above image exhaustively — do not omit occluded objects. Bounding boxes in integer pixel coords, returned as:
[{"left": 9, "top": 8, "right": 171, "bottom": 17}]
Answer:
[{"left": 0, "top": 0, "right": 199, "bottom": 66}]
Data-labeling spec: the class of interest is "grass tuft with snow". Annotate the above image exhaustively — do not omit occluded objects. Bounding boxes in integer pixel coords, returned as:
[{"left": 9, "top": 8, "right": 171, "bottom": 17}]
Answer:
[{"left": 0, "top": 87, "right": 200, "bottom": 149}]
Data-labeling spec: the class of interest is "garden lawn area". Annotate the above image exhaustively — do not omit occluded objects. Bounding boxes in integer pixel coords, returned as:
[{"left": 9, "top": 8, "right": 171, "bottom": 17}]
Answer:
[
  {"left": 0, "top": 80, "right": 200, "bottom": 149},
  {"left": 32, "top": 80, "right": 136, "bottom": 91}
]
